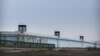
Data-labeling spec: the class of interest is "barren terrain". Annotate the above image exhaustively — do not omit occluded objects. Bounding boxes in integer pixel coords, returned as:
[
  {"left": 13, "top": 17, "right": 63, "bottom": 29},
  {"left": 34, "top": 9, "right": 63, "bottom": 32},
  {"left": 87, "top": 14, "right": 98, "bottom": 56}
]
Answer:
[{"left": 0, "top": 47, "right": 100, "bottom": 56}]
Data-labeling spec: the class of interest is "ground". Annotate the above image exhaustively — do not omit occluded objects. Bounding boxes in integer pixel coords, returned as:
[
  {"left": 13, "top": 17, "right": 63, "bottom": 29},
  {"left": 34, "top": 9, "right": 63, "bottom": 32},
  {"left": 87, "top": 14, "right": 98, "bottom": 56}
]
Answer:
[{"left": 0, "top": 47, "right": 100, "bottom": 56}]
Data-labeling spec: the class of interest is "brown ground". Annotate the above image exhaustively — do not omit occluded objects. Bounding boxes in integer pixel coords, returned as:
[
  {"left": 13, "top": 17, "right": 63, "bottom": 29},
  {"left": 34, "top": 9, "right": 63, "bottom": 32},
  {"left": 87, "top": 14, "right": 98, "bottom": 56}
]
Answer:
[{"left": 0, "top": 47, "right": 100, "bottom": 56}]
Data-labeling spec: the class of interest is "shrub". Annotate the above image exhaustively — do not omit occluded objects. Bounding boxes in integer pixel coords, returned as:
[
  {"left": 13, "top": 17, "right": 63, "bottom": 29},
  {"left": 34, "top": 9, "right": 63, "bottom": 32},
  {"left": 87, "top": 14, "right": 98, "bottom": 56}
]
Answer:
[{"left": 87, "top": 47, "right": 100, "bottom": 51}]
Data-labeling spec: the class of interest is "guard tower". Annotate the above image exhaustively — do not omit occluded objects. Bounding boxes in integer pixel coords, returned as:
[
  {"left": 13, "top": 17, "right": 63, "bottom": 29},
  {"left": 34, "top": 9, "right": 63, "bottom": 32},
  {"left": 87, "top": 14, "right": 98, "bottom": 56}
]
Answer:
[
  {"left": 80, "top": 36, "right": 84, "bottom": 41},
  {"left": 18, "top": 25, "right": 27, "bottom": 33},
  {"left": 54, "top": 31, "right": 60, "bottom": 48},
  {"left": 55, "top": 31, "right": 60, "bottom": 38},
  {"left": 80, "top": 36, "right": 84, "bottom": 47}
]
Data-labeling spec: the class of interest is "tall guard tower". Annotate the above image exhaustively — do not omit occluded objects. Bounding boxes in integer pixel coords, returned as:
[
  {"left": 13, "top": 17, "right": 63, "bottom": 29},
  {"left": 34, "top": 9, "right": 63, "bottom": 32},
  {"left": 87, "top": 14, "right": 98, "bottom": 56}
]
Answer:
[
  {"left": 55, "top": 31, "right": 60, "bottom": 48},
  {"left": 18, "top": 25, "right": 27, "bottom": 33}
]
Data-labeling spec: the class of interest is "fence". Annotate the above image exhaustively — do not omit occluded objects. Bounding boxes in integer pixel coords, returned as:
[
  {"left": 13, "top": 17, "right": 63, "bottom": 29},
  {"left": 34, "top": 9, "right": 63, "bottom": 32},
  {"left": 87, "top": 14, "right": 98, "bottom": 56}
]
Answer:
[{"left": 0, "top": 40, "right": 55, "bottom": 48}]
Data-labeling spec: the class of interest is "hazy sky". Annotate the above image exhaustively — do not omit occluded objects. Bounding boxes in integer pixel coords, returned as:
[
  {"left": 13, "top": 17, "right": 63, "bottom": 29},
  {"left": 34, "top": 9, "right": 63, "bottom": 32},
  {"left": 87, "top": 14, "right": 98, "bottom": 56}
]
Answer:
[{"left": 1, "top": 0, "right": 99, "bottom": 42}]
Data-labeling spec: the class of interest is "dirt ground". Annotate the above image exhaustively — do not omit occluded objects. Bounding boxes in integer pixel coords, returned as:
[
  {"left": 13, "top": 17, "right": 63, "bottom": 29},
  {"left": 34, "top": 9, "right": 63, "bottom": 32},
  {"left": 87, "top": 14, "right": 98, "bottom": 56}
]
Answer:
[{"left": 0, "top": 47, "right": 100, "bottom": 56}]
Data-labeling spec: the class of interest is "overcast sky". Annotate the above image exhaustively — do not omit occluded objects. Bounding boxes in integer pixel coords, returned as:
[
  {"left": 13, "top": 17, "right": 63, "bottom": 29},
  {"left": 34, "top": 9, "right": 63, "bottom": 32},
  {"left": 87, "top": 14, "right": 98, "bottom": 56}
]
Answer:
[{"left": 0, "top": 0, "right": 100, "bottom": 42}]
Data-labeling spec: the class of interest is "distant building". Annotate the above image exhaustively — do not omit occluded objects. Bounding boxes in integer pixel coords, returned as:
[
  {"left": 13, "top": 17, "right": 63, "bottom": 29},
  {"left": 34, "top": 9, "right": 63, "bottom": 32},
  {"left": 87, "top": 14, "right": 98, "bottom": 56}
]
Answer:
[{"left": 0, "top": 25, "right": 100, "bottom": 48}]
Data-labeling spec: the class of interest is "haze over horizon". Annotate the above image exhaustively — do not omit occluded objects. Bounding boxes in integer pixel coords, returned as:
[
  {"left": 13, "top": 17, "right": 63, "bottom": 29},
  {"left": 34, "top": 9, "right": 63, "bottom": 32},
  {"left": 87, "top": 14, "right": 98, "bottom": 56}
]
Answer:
[{"left": 0, "top": 0, "right": 100, "bottom": 42}]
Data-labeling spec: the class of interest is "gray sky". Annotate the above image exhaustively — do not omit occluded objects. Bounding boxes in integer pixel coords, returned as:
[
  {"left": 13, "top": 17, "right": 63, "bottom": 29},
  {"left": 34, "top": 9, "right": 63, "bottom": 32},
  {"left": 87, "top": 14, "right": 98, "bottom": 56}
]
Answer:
[{"left": 1, "top": 0, "right": 99, "bottom": 42}]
